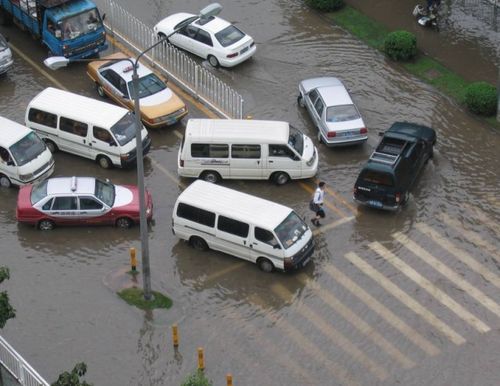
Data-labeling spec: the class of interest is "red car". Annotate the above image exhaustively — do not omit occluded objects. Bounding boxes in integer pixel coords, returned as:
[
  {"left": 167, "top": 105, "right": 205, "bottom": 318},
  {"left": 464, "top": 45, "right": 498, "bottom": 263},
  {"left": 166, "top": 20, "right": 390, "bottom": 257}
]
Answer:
[{"left": 16, "top": 176, "right": 153, "bottom": 230}]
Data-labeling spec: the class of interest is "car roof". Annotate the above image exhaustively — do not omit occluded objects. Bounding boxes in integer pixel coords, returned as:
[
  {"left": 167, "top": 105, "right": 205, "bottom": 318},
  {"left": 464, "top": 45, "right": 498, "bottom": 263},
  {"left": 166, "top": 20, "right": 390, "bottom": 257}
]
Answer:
[
  {"left": 101, "top": 58, "right": 154, "bottom": 83},
  {"left": 301, "top": 77, "right": 353, "bottom": 106},
  {"left": 0, "top": 117, "right": 33, "bottom": 148},
  {"left": 193, "top": 15, "right": 231, "bottom": 34},
  {"left": 46, "top": 177, "right": 96, "bottom": 195},
  {"left": 28, "top": 87, "right": 129, "bottom": 128},
  {"left": 185, "top": 119, "right": 289, "bottom": 143},
  {"left": 177, "top": 180, "right": 293, "bottom": 229}
]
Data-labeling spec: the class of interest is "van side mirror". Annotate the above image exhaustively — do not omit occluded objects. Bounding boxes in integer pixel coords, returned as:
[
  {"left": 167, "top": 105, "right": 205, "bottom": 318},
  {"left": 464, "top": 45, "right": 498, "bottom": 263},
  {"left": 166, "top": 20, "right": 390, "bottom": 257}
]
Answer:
[
  {"left": 7, "top": 160, "right": 15, "bottom": 166},
  {"left": 109, "top": 141, "right": 117, "bottom": 147},
  {"left": 273, "top": 244, "right": 281, "bottom": 249},
  {"left": 293, "top": 155, "right": 300, "bottom": 161}
]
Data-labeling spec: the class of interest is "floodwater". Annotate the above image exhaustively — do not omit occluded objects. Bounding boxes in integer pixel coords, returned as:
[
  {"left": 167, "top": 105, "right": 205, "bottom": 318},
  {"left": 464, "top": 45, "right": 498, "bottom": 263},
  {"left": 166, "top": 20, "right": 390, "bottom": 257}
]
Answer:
[{"left": 1, "top": 1, "right": 499, "bottom": 385}]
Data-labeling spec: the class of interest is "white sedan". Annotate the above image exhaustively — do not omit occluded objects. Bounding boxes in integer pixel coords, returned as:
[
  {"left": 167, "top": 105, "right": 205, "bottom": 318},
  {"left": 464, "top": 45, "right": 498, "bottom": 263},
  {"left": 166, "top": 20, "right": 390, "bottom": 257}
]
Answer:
[{"left": 154, "top": 13, "right": 256, "bottom": 68}]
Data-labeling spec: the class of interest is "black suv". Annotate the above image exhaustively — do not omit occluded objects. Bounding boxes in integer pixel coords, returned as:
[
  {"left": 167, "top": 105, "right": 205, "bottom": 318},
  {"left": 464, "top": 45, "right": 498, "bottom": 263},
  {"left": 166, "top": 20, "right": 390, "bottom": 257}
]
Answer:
[{"left": 353, "top": 122, "right": 436, "bottom": 211}]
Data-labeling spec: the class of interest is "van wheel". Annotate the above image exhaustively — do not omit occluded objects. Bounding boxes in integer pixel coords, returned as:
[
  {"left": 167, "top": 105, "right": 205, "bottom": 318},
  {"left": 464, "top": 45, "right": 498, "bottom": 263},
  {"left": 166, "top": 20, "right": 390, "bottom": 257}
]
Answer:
[
  {"left": 273, "top": 172, "right": 290, "bottom": 186},
  {"left": 207, "top": 55, "right": 219, "bottom": 68},
  {"left": 97, "top": 155, "right": 112, "bottom": 169},
  {"left": 96, "top": 84, "right": 106, "bottom": 98},
  {"left": 257, "top": 257, "right": 274, "bottom": 273},
  {"left": 116, "top": 217, "right": 133, "bottom": 229},
  {"left": 190, "top": 236, "right": 208, "bottom": 251},
  {"left": 0, "top": 174, "right": 12, "bottom": 188},
  {"left": 200, "top": 171, "right": 221, "bottom": 184},
  {"left": 38, "top": 219, "right": 55, "bottom": 231},
  {"left": 44, "top": 140, "right": 58, "bottom": 153}
]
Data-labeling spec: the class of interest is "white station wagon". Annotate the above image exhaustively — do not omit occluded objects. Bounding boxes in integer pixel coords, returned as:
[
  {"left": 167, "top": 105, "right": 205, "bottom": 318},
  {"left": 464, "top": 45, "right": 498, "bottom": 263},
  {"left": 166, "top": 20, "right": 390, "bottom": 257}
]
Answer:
[
  {"left": 154, "top": 12, "right": 256, "bottom": 68},
  {"left": 298, "top": 77, "right": 368, "bottom": 147}
]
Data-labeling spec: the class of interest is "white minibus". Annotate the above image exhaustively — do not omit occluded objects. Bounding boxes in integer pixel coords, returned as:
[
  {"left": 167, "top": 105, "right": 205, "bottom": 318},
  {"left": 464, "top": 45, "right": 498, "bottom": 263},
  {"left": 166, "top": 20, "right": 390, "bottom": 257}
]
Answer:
[
  {"left": 172, "top": 180, "right": 314, "bottom": 272},
  {"left": 25, "top": 87, "right": 151, "bottom": 169},
  {"left": 0, "top": 116, "right": 54, "bottom": 188},
  {"left": 178, "top": 119, "right": 318, "bottom": 185}
]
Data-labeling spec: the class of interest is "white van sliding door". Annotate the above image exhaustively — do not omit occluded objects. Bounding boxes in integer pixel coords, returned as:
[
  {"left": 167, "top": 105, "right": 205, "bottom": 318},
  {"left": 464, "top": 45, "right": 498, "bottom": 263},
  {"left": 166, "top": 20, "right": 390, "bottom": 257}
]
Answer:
[
  {"left": 58, "top": 117, "right": 91, "bottom": 158},
  {"left": 230, "top": 144, "right": 263, "bottom": 178},
  {"left": 215, "top": 215, "right": 252, "bottom": 261}
]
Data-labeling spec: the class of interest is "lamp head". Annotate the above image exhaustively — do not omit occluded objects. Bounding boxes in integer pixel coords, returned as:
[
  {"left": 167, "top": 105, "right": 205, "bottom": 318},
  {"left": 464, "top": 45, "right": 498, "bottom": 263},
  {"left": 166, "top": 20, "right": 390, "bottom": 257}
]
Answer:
[{"left": 43, "top": 56, "right": 70, "bottom": 70}]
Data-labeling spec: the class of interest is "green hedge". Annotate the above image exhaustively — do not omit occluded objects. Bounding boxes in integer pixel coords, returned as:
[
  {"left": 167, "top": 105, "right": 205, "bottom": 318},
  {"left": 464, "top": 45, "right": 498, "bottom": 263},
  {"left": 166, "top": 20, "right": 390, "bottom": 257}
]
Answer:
[
  {"left": 180, "top": 370, "right": 213, "bottom": 386},
  {"left": 464, "top": 82, "right": 498, "bottom": 116},
  {"left": 384, "top": 30, "right": 417, "bottom": 61},
  {"left": 306, "top": 0, "right": 345, "bottom": 11}
]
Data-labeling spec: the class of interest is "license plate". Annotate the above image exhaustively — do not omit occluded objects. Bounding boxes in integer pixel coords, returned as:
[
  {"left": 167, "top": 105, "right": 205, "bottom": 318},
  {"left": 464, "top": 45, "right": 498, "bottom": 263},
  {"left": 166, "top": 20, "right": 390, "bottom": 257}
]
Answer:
[
  {"left": 240, "top": 46, "right": 249, "bottom": 54},
  {"left": 302, "top": 256, "right": 311, "bottom": 267},
  {"left": 368, "top": 200, "right": 383, "bottom": 208}
]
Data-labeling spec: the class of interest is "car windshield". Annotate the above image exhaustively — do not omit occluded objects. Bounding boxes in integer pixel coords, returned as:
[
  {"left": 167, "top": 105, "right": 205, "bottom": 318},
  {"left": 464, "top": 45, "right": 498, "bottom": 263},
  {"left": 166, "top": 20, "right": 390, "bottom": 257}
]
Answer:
[
  {"left": 288, "top": 125, "right": 304, "bottom": 156},
  {"left": 326, "top": 105, "right": 360, "bottom": 123},
  {"left": 110, "top": 112, "right": 136, "bottom": 146},
  {"left": 61, "top": 9, "right": 103, "bottom": 40},
  {"left": 9, "top": 132, "right": 46, "bottom": 166},
  {"left": 215, "top": 25, "right": 245, "bottom": 47},
  {"left": 0, "top": 34, "right": 8, "bottom": 51},
  {"left": 360, "top": 170, "right": 394, "bottom": 187},
  {"left": 31, "top": 179, "right": 48, "bottom": 205},
  {"left": 274, "top": 211, "right": 308, "bottom": 250},
  {"left": 128, "top": 73, "right": 166, "bottom": 99},
  {"left": 95, "top": 179, "right": 115, "bottom": 207},
  {"left": 175, "top": 16, "right": 198, "bottom": 30}
]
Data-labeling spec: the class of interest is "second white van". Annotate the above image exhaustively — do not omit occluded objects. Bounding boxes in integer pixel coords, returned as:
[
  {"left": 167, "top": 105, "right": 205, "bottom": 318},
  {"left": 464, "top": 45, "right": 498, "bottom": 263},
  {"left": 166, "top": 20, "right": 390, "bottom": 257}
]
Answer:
[
  {"left": 25, "top": 87, "right": 151, "bottom": 169},
  {"left": 178, "top": 119, "right": 318, "bottom": 185},
  {"left": 172, "top": 180, "right": 314, "bottom": 272}
]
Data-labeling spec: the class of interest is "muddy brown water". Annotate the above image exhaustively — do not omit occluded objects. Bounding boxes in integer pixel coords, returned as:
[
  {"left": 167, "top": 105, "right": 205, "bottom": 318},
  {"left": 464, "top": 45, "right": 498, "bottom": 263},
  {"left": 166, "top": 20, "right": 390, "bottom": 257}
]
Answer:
[{"left": 1, "top": 1, "right": 499, "bottom": 385}]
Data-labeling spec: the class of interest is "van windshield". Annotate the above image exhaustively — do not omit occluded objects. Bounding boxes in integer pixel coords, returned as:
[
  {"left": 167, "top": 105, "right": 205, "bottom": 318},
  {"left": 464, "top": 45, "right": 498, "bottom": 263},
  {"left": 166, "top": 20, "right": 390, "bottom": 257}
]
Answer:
[
  {"left": 274, "top": 211, "right": 308, "bottom": 249},
  {"left": 9, "top": 132, "right": 46, "bottom": 166},
  {"left": 110, "top": 113, "right": 136, "bottom": 146},
  {"left": 288, "top": 126, "right": 304, "bottom": 156}
]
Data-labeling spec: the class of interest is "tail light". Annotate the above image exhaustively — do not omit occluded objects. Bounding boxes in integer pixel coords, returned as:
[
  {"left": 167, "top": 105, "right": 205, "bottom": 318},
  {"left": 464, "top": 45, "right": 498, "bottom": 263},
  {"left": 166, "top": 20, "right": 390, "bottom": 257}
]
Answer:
[
  {"left": 227, "top": 52, "right": 239, "bottom": 58},
  {"left": 327, "top": 131, "right": 336, "bottom": 138},
  {"left": 250, "top": 42, "right": 255, "bottom": 47},
  {"left": 395, "top": 192, "right": 401, "bottom": 203},
  {"left": 284, "top": 257, "right": 293, "bottom": 270},
  {"left": 360, "top": 128, "right": 368, "bottom": 134},
  {"left": 180, "top": 159, "right": 184, "bottom": 167}
]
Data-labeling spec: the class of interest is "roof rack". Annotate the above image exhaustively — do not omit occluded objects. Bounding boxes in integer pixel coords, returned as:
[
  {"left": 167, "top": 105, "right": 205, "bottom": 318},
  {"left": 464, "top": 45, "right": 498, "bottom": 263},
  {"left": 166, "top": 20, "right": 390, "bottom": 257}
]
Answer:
[{"left": 370, "top": 151, "right": 399, "bottom": 165}]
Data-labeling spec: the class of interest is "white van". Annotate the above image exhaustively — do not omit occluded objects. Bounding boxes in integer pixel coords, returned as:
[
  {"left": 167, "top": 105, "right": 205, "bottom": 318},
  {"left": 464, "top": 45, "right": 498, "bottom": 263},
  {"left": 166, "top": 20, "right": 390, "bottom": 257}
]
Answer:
[
  {"left": 25, "top": 87, "right": 151, "bottom": 169},
  {"left": 0, "top": 116, "right": 54, "bottom": 188},
  {"left": 178, "top": 119, "right": 318, "bottom": 185},
  {"left": 172, "top": 180, "right": 314, "bottom": 272}
]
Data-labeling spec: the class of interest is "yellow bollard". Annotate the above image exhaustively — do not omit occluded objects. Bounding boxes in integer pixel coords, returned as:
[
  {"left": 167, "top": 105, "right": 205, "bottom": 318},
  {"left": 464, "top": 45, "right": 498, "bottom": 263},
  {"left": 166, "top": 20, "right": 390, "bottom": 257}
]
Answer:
[
  {"left": 129, "top": 247, "right": 137, "bottom": 272},
  {"left": 172, "top": 324, "right": 179, "bottom": 348},
  {"left": 197, "top": 347, "right": 205, "bottom": 370},
  {"left": 245, "top": 115, "right": 253, "bottom": 120},
  {"left": 226, "top": 373, "right": 233, "bottom": 386}
]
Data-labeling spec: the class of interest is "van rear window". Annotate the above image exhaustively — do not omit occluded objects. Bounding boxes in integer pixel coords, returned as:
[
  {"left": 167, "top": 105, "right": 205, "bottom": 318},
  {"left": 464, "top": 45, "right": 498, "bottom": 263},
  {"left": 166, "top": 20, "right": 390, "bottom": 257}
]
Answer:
[
  {"left": 360, "top": 170, "right": 394, "bottom": 187},
  {"left": 177, "top": 203, "right": 215, "bottom": 227}
]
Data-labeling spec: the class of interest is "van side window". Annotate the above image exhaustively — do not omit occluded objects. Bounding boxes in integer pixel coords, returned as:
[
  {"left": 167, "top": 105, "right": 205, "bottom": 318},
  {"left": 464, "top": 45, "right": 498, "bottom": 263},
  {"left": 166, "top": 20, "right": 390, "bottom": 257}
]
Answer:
[
  {"left": 231, "top": 144, "right": 261, "bottom": 159},
  {"left": 255, "top": 227, "right": 278, "bottom": 247},
  {"left": 217, "top": 216, "right": 249, "bottom": 237},
  {"left": 93, "top": 127, "right": 116, "bottom": 145},
  {"left": 269, "top": 145, "right": 295, "bottom": 158},
  {"left": 28, "top": 108, "right": 57, "bottom": 128},
  {"left": 191, "top": 144, "right": 229, "bottom": 158},
  {"left": 60, "top": 117, "right": 88, "bottom": 137},
  {"left": 177, "top": 203, "right": 215, "bottom": 227}
]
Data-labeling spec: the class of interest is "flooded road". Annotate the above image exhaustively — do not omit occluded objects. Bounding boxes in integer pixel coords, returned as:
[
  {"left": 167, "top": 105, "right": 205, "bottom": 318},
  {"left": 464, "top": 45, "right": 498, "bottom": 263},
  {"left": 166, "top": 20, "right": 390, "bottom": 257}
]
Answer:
[{"left": 1, "top": 0, "right": 500, "bottom": 385}]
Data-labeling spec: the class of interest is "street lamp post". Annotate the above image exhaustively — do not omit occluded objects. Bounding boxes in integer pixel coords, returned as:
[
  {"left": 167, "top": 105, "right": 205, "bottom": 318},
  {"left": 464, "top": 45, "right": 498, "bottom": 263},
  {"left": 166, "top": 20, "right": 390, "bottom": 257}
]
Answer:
[{"left": 44, "top": 3, "right": 222, "bottom": 300}]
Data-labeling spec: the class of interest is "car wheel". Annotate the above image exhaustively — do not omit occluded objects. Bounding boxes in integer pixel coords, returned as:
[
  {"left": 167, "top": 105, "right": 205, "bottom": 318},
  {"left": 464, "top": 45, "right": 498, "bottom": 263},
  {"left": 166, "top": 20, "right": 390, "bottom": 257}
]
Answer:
[
  {"left": 0, "top": 174, "right": 11, "bottom": 188},
  {"left": 44, "top": 139, "right": 58, "bottom": 153},
  {"left": 200, "top": 171, "right": 221, "bottom": 184},
  {"left": 317, "top": 130, "right": 324, "bottom": 144},
  {"left": 257, "top": 257, "right": 274, "bottom": 273},
  {"left": 273, "top": 172, "right": 290, "bottom": 186},
  {"left": 403, "top": 191, "right": 410, "bottom": 205},
  {"left": 207, "top": 55, "right": 219, "bottom": 68},
  {"left": 297, "top": 94, "right": 305, "bottom": 107},
  {"left": 38, "top": 219, "right": 55, "bottom": 231},
  {"left": 96, "top": 84, "right": 106, "bottom": 98},
  {"left": 190, "top": 236, "right": 208, "bottom": 251},
  {"left": 97, "top": 155, "right": 112, "bottom": 169},
  {"left": 116, "top": 217, "right": 133, "bottom": 229}
]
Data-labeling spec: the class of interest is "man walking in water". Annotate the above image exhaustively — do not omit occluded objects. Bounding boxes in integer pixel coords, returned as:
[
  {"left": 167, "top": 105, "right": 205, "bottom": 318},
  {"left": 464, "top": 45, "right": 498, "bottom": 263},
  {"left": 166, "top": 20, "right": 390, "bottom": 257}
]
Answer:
[{"left": 310, "top": 181, "right": 326, "bottom": 226}]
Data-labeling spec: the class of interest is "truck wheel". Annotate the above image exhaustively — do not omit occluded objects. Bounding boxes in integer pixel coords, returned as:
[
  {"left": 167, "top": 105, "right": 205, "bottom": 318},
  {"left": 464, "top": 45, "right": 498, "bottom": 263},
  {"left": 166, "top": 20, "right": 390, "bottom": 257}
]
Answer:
[
  {"left": 0, "top": 174, "right": 12, "bottom": 188},
  {"left": 96, "top": 84, "right": 106, "bottom": 98},
  {"left": 257, "top": 257, "right": 274, "bottom": 273},
  {"left": 190, "top": 236, "right": 208, "bottom": 251},
  {"left": 44, "top": 140, "right": 58, "bottom": 153}
]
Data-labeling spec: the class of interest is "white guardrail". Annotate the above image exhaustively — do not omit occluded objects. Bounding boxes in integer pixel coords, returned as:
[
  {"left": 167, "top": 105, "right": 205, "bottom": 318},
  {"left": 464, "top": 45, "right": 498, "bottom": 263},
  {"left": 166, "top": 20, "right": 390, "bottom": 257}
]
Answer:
[
  {"left": 0, "top": 335, "right": 49, "bottom": 386},
  {"left": 96, "top": 0, "right": 244, "bottom": 119}
]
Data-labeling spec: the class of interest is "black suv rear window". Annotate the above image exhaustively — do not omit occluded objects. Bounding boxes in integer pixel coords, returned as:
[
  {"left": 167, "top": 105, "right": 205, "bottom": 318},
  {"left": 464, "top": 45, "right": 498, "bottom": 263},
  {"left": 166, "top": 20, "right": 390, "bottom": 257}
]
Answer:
[{"left": 360, "top": 170, "right": 394, "bottom": 187}]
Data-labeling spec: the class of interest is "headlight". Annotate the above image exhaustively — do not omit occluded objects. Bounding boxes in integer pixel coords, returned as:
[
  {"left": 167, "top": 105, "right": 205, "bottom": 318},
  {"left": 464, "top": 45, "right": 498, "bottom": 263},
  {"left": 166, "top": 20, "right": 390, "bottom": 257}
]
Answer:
[
  {"left": 120, "top": 153, "right": 130, "bottom": 161},
  {"left": 19, "top": 173, "right": 34, "bottom": 181},
  {"left": 306, "top": 150, "right": 316, "bottom": 166}
]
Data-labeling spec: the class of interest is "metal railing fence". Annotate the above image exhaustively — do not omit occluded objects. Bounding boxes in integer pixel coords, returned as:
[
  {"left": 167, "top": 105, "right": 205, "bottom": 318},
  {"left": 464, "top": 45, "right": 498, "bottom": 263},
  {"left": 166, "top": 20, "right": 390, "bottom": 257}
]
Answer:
[
  {"left": 0, "top": 335, "right": 49, "bottom": 386},
  {"left": 96, "top": 0, "right": 244, "bottom": 119}
]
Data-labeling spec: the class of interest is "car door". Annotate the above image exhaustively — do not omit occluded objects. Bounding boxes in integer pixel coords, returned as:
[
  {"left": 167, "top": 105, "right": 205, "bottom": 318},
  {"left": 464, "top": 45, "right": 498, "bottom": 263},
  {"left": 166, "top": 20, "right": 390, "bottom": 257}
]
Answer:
[
  {"left": 45, "top": 196, "right": 79, "bottom": 225},
  {"left": 172, "top": 24, "right": 197, "bottom": 54},
  {"left": 91, "top": 126, "right": 118, "bottom": 164},
  {"left": 230, "top": 144, "right": 263, "bottom": 179},
  {"left": 98, "top": 69, "right": 130, "bottom": 108},
  {"left": 190, "top": 28, "right": 213, "bottom": 59},
  {"left": 78, "top": 196, "right": 111, "bottom": 225},
  {"left": 305, "top": 89, "right": 320, "bottom": 124},
  {"left": 214, "top": 215, "right": 252, "bottom": 261},
  {"left": 267, "top": 144, "right": 301, "bottom": 178}
]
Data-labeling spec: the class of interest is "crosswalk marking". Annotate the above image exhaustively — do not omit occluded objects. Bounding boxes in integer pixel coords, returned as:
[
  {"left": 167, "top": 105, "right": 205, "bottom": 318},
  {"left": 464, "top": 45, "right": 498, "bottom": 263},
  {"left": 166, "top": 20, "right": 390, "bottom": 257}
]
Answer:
[
  {"left": 299, "top": 181, "right": 348, "bottom": 218},
  {"left": 440, "top": 214, "right": 500, "bottom": 261},
  {"left": 296, "top": 274, "right": 416, "bottom": 369},
  {"left": 272, "top": 283, "right": 389, "bottom": 380},
  {"left": 416, "top": 223, "right": 500, "bottom": 289},
  {"left": 344, "top": 252, "right": 466, "bottom": 345},
  {"left": 369, "top": 242, "right": 490, "bottom": 333},
  {"left": 311, "top": 216, "right": 355, "bottom": 236},
  {"left": 248, "top": 295, "right": 360, "bottom": 386},
  {"left": 462, "top": 204, "right": 500, "bottom": 236},
  {"left": 324, "top": 264, "right": 440, "bottom": 356},
  {"left": 393, "top": 232, "right": 500, "bottom": 319}
]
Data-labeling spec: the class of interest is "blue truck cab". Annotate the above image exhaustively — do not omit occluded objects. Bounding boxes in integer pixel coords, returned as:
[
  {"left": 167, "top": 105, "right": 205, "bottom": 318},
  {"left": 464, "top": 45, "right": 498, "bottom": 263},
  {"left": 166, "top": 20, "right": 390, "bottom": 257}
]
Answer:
[{"left": 0, "top": 0, "right": 107, "bottom": 59}]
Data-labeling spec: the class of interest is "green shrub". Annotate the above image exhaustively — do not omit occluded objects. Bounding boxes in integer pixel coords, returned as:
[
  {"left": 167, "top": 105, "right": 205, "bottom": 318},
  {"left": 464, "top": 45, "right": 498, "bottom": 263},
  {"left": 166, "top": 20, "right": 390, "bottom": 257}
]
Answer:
[
  {"left": 384, "top": 30, "right": 417, "bottom": 61},
  {"left": 180, "top": 370, "right": 213, "bottom": 386},
  {"left": 464, "top": 82, "right": 498, "bottom": 116},
  {"left": 306, "top": 0, "right": 345, "bottom": 12}
]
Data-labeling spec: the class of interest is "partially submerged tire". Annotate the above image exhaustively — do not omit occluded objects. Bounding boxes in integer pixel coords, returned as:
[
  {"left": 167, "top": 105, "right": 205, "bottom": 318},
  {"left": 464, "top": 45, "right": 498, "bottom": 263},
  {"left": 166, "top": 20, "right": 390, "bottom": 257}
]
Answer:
[
  {"left": 0, "top": 174, "right": 12, "bottom": 188},
  {"left": 44, "top": 139, "right": 58, "bottom": 153},
  {"left": 257, "top": 257, "right": 274, "bottom": 273},
  {"left": 96, "top": 84, "right": 106, "bottom": 98},
  {"left": 116, "top": 217, "right": 133, "bottom": 229},
  {"left": 97, "top": 155, "right": 112, "bottom": 169},
  {"left": 273, "top": 172, "right": 290, "bottom": 186},
  {"left": 200, "top": 170, "right": 221, "bottom": 184},
  {"left": 207, "top": 55, "right": 219, "bottom": 68},
  {"left": 190, "top": 236, "right": 208, "bottom": 251},
  {"left": 38, "top": 219, "right": 55, "bottom": 231}
]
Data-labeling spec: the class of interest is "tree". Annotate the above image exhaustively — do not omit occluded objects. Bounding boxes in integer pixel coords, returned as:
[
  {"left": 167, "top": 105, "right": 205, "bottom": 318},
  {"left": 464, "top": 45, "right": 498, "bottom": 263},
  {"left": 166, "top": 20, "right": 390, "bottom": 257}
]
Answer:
[
  {"left": 0, "top": 266, "right": 15, "bottom": 329},
  {"left": 51, "top": 362, "right": 92, "bottom": 386}
]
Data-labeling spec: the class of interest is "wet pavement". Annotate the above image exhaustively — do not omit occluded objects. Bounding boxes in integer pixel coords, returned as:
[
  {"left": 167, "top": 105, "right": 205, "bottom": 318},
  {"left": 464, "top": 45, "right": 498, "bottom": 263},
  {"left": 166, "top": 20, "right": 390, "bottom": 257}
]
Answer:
[{"left": 1, "top": 1, "right": 500, "bottom": 385}]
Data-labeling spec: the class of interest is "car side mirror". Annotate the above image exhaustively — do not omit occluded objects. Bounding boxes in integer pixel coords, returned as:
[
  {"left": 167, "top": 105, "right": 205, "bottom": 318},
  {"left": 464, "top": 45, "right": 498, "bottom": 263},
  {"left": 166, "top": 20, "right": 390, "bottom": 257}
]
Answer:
[{"left": 101, "top": 13, "right": 106, "bottom": 21}]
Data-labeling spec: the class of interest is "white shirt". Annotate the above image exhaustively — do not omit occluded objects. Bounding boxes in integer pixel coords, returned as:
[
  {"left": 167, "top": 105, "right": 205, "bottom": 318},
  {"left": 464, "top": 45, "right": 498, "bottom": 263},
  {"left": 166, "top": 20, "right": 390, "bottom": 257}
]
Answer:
[{"left": 313, "top": 187, "right": 325, "bottom": 205}]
